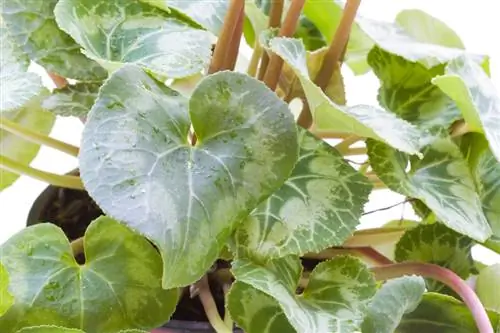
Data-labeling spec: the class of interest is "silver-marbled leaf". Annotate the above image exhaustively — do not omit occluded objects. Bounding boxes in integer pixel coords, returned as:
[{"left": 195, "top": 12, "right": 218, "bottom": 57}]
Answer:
[
  {"left": 395, "top": 224, "right": 475, "bottom": 293},
  {"left": 362, "top": 276, "right": 426, "bottom": 333},
  {"left": 54, "top": 0, "right": 213, "bottom": 79},
  {"left": 234, "top": 129, "right": 371, "bottom": 261},
  {"left": 367, "top": 138, "right": 491, "bottom": 241},
  {"left": 140, "top": 0, "right": 229, "bottom": 35},
  {"left": 0, "top": 262, "right": 14, "bottom": 317},
  {"left": 0, "top": 26, "right": 43, "bottom": 112},
  {"left": 0, "top": 216, "right": 178, "bottom": 333},
  {"left": 1, "top": 0, "right": 106, "bottom": 81},
  {"left": 79, "top": 66, "right": 298, "bottom": 289},
  {"left": 232, "top": 256, "right": 377, "bottom": 333},
  {"left": 227, "top": 282, "right": 295, "bottom": 333},
  {"left": 269, "top": 37, "right": 423, "bottom": 155},
  {"left": 433, "top": 55, "right": 500, "bottom": 162},
  {"left": 42, "top": 83, "right": 101, "bottom": 118}
]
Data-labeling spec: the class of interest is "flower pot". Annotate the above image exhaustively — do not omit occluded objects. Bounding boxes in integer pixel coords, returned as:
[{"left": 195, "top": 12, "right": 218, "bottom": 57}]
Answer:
[{"left": 26, "top": 172, "right": 241, "bottom": 333}]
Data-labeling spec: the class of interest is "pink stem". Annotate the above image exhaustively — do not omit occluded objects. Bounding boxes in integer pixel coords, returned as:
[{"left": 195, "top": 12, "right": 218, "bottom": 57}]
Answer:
[{"left": 372, "top": 262, "right": 494, "bottom": 333}]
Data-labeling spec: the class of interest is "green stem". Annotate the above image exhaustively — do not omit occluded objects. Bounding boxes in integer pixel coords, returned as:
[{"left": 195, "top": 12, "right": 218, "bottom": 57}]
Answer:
[
  {"left": 197, "top": 276, "right": 232, "bottom": 333},
  {"left": 0, "top": 117, "right": 79, "bottom": 157},
  {"left": 314, "top": 0, "right": 361, "bottom": 90},
  {"left": 334, "top": 135, "right": 361, "bottom": 154},
  {"left": 223, "top": 284, "right": 233, "bottom": 329},
  {"left": 372, "top": 262, "right": 494, "bottom": 333},
  {"left": 343, "top": 227, "right": 407, "bottom": 248},
  {"left": 341, "top": 147, "right": 366, "bottom": 156},
  {"left": 247, "top": 42, "right": 263, "bottom": 76},
  {"left": 0, "top": 155, "right": 84, "bottom": 190},
  {"left": 208, "top": 0, "right": 244, "bottom": 74},
  {"left": 263, "top": 0, "right": 306, "bottom": 90}
]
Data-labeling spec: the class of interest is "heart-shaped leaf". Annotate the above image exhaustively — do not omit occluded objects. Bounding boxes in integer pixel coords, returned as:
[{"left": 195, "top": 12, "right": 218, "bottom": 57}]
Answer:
[
  {"left": 268, "top": 37, "right": 423, "bottom": 155},
  {"left": 0, "top": 262, "right": 13, "bottom": 316},
  {"left": 42, "top": 83, "right": 101, "bottom": 118},
  {"left": 140, "top": 0, "right": 229, "bottom": 35},
  {"left": 395, "top": 224, "right": 475, "bottom": 293},
  {"left": 368, "top": 47, "right": 461, "bottom": 135},
  {"left": 0, "top": 216, "right": 179, "bottom": 333},
  {"left": 1, "top": 95, "right": 55, "bottom": 191},
  {"left": 397, "top": 293, "right": 500, "bottom": 333},
  {"left": 433, "top": 55, "right": 500, "bottom": 162},
  {"left": 395, "top": 9, "right": 465, "bottom": 49},
  {"left": 227, "top": 282, "right": 295, "bottom": 333},
  {"left": 234, "top": 129, "right": 371, "bottom": 261},
  {"left": 54, "top": 0, "right": 213, "bottom": 79},
  {"left": 367, "top": 138, "right": 491, "bottom": 241},
  {"left": 1, "top": 0, "right": 106, "bottom": 81},
  {"left": 79, "top": 66, "right": 298, "bottom": 288},
  {"left": 362, "top": 276, "right": 426, "bottom": 333},
  {"left": 232, "top": 256, "right": 377, "bottom": 333},
  {"left": 0, "top": 26, "right": 43, "bottom": 112}
]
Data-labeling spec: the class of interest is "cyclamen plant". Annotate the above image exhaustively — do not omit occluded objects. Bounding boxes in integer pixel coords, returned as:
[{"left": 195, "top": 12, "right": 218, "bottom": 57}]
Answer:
[{"left": 1, "top": 0, "right": 500, "bottom": 332}]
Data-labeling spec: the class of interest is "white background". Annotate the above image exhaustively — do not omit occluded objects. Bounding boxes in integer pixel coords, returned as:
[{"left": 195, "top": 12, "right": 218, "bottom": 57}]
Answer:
[{"left": 1, "top": 0, "right": 499, "bottom": 264}]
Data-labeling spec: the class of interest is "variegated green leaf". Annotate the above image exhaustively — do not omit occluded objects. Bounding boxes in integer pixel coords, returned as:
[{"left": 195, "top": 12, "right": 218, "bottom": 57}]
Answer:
[
  {"left": 243, "top": 2, "right": 269, "bottom": 47},
  {"left": 395, "top": 9, "right": 465, "bottom": 49},
  {"left": 0, "top": 216, "right": 178, "bottom": 333},
  {"left": 140, "top": 0, "right": 229, "bottom": 35},
  {"left": 232, "top": 256, "right": 377, "bottom": 333},
  {"left": 362, "top": 276, "right": 426, "bottom": 333},
  {"left": 227, "top": 282, "right": 295, "bottom": 333},
  {"left": 476, "top": 264, "right": 500, "bottom": 312},
  {"left": 15, "top": 327, "right": 148, "bottom": 333},
  {"left": 475, "top": 146, "right": 500, "bottom": 253},
  {"left": 433, "top": 55, "right": 500, "bottom": 162},
  {"left": 368, "top": 47, "right": 460, "bottom": 135},
  {"left": 0, "top": 26, "right": 43, "bottom": 112},
  {"left": 79, "top": 66, "right": 298, "bottom": 289},
  {"left": 1, "top": 0, "right": 106, "bottom": 81},
  {"left": 234, "top": 129, "right": 371, "bottom": 261},
  {"left": 0, "top": 94, "right": 55, "bottom": 191},
  {"left": 303, "top": 0, "right": 373, "bottom": 74},
  {"left": 0, "top": 262, "right": 14, "bottom": 317},
  {"left": 367, "top": 138, "right": 491, "bottom": 241},
  {"left": 54, "top": 0, "right": 212, "bottom": 79},
  {"left": 269, "top": 37, "right": 423, "bottom": 155},
  {"left": 42, "top": 83, "right": 101, "bottom": 118},
  {"left": 396, "top": 293, "right": 500, "bottom": 333},
  {"left": 395, "top": 224, "right": 475, "bottom": 293},
  {"left": 357, "top": 16, "right": 486, "bottom": 70}
]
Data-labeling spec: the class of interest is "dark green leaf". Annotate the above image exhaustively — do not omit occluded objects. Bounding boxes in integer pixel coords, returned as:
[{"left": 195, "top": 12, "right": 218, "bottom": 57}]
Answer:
[
  {"left": 395, "top": 224, "right": 475, "bottom": 293},
  {"left": 396, "top": 293, "right": 500, "bottom": 333},
  {"left": 232, "top": 256, "right": 377, "bottom": 333},
  {"left": 395, "top": 9, "right": 465, "bottom": 49},
  {"left": 1, "top": 0, "right": 106, "bottom": 81},
  {"left": 0, "top": 26, "right": 43, "bottom": 112},
  {"left": 234, "top": 129, "right": 371, "bottom": 261},
  {"left": 367, "top": 138, "right": 491, "bottom": 241},
  {"left": 476, "top": 264, "right": 500, "bottom": 312},
  {"left": 0, "top": 94, "right": 55, "bottom": 191},
  {"left": 140, "top": 0, "right": 229, "bottom": 35},
  {"left": 15, "top": 327, "right": 148, "bottom": 333},
  {"left": 433, "top": 55, "right": 500, "bottom": 162},
  {"left": 269, "top": 37, "right": 423, "bottom": 155},
  {"left": 362, "top": 276, "right": 426, "bottom": 333},
  {"left": 42, "top": 83, "right": 101, "bottom": 118},
  {"left": 227, "top": 282, "right": 295, "bottom": 333},
  {"left": 54, "top": 0, "right": 212, "bottom": 79},
  {"left": 0, "top": 216, "right": 179, "bottom": 333},
  {"left": 368, "top": 47, "right": 460, "bottom": 135},
  {"left": 79, "top": 66, "right": 298, "bottom": 288}
]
